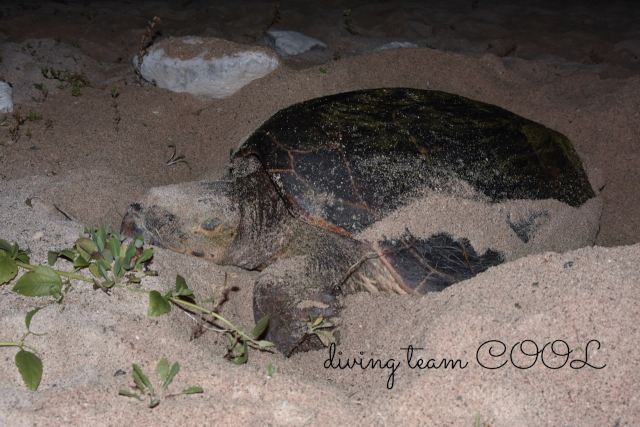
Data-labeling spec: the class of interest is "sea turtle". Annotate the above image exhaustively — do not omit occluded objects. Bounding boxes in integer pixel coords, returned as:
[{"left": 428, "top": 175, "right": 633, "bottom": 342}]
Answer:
[{"left": 121, "top": 88, "right": 596, "bottom": 353}]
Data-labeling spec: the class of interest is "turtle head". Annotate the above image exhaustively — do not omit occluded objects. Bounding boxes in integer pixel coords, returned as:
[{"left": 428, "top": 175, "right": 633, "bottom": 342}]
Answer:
[{"left": 121, "top": 181, "right": 238, "bottom": 264}]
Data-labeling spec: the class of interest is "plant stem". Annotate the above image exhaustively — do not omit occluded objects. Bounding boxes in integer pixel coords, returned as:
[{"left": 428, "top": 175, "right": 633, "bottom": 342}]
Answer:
[
  {"left": 167, "top": 297, "right": 255, "bottom": 343},
  {"left": 0, "top": 342, "right": 41, "bottom": 355}
]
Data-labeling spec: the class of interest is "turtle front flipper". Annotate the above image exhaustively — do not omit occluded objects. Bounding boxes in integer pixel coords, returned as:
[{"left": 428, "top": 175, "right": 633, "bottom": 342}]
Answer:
[
  {"left": 251, "top": 220, "right": 368, "bottom": 354},
  {"left": 253, "top": 255, "right": 341, "bottom": 354}
]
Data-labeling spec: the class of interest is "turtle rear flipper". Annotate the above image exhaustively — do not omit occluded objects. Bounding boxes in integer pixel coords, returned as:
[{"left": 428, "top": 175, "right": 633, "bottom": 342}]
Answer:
[{"left": 377, "top": 232, "right": 504, "bottom": 294}]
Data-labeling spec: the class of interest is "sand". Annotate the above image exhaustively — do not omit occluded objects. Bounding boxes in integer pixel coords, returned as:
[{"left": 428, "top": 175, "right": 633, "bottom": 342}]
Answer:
[{"left": 0, "top": 1, "right": 639, "bottom": 425}]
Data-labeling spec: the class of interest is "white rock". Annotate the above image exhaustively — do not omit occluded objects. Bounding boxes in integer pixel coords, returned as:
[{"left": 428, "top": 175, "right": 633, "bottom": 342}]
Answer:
[
  {"left": 134, "top": 36, "right": 279, "bottom": 99},
  {"left": 0, "top": 82, "right": 13, "bottom": 113},
  {"left": 374, "top": 41, "right": 419, "bottom": 51},
  {"left": 264, "top": 30, "right": 327, "bottom": 57}
]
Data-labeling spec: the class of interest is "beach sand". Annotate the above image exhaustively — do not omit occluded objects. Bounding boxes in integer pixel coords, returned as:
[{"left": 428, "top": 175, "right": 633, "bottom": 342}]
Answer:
[{"left": 1, "top": 1, "right": 639, "bottom": 425}]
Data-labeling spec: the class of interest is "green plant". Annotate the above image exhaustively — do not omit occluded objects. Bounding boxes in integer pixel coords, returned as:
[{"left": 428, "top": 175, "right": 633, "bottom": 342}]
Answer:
[
  {"left": 22, "top": 43, "right": 36, "bottom": 56},
  {"left": 9, "top": 109, "right": 26, "bottom": 142},
  {"left": 166, "top": 143, "right": 192, "bottom": 169},
  {"left": 41, "top": 66, "right": 89, "bottom": 96},
  {"left": 27, "top": 111, "right": 43, "bottom": 121},
  {"left": 285, "top": 313, "right": 337, "bottom": 357},
  {"left": 0, "top": 228, "right": 273, "bottom": 390},
  {"left": 32, "top": 83, "right": 49, "bottom": 102},
  {"left": 118, "top": 360, "right": 203, "bottom": 407},
  {"left": 0, "top": 306, "right": 46, "bottom": 391},
  {"left": 319, "top": 67, "right": 328, "bottom": 74},
  {"left": 25, "top": 129, "right": 31, "bottom": 139},
  {"left": 343, "top": 9, "right": 359, "bottom": 35},
  {"left": 110, "top": 83, "right": 119, "bottom": 98},
  {"left": 474, "top": 414, "right": 493, "bottom": 427},
  {"left": 267, "top": 362, "right": 275, "bottom": 378}
]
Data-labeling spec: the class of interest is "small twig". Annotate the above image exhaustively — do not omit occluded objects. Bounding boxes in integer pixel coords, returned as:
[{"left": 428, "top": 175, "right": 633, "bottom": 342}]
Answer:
[
  {"left": 25, "top": 196, "right": 83, "bottom": 224},
  {"left": 166, "top": 143, "right": 192, "bottom": 169},
  {"left": 179, "top": 308, "right": 227, "bottom": 333},
  {"left": 285, "top": 333, "right": 312, "bottom": 358},
  {"left": 330, "top": 251, "right": 379, "bottom": 293},
  {"left": 136, "top": 16, "right": 161, "bottom": 84}
]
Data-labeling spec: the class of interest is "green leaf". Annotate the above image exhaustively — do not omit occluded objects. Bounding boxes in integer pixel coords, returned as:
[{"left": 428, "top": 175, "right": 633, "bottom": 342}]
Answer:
[
  {"left": 148, "top": 291, "right": 171, "bottom": 317},
  {"left": 113, "top": 258, "right": 122, "bottom": 279},
  {"left": 25, "top": 307, "right": 43, "bottom": 330},
  {"left": 12, "top": 265, "right": 63, "bottom": 297},
  {"left": 230, "top": 341, "right": 248, "bottom": 365},
  {"left": 132, "top": 369, "right": 146, "bottom": 394},
  {"left": 122, "top": 245, "right": 136, "bottom": 269},
  {"left": 109, "top": 238, "right": 120, "bottom": 260},
  {"left": 48, "top": 249, "right": 76, "bottom": 266},
  {"left": 253, "top": 340, "right": 275, "bottom": 348},
  {"left": 0, "top": 238, "right": 13, "bottom": 252},
  {"left": 156, "top": 359, "right": 169, "bottom": 382},
  {"left": 76, "top": 238, "right": 97, "bottom": 261},
  {"left": 15, "top": 251, "right": 30, "bottom": 264},
  {"left": 225, "top": 332, "right": 234, "bottom": 350},
  {"left": 96, "top": 259, "right": 111, "bottom": 280},
  {"left": 73, "top": 255, "right": 90, "bottom": 268},
  {"left": 162, "top": 362, "right": 180, "bottom": 389},
  {"left": 175, "top": 274, "right": 187, "bottom": 291},
  {"left": 96, "top": 226, "right": 107, "bottom": 252},
  {"left": 60, "top": 249, "right": 76, "bottom": 260},
  {"left": 149, "top": 398, "right": 160, "bottom": 408},
  {"left": 135, "top": 249, "right": 153, "bottom": 267},
  {"left": 47, "top": 251, "right": 59, "bottom": 266},
  {"left": 267, "top": 363, "right": 274, "bottom": 378},
  {"left": 118, "top": 390, "right": 143, "bottom": 401},
  {"left": 133, "top": 364, "right": 154, "bottom": 396},
  {"left": 15, "top": 350, "right": 43, "bottom": 391},
  {"left": 181, "top": 387, "right": 203, "bottom": 394},
  {"left": 100, "top": 249, "right": 114, "bottom": 264},
  {"left": 174, "top": 274, "right": 194, "bottom": 297},
  {"left": 134, "top": 236, "right": 144, "bottom": 249},
  {"left": 313, "top": 313, "right": 323, "bottom": 327},
  {"left": 0, "top": 252, "right": 18, "bottom": 284},
  {"left": 11, "top": 242, "right": 19, "bottom": 258},
  {"left": 314, "top": 330, "right": 335, "bottom": 346},
  {"left": 250, "top": 313, "right": 269, "bottom": 338},
  {"left": 89, "top": 264, "right": 100, "bottom": 278}
]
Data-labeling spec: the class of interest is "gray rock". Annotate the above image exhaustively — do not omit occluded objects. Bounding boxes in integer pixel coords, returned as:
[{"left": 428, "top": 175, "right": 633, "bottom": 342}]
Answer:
[
  {"left": 374, "top": 41, "right": 419, "bottom": 51},
  {"left": 134, "top": 37, "right": 279, "bottom": 99},
  {"left": 0, "top": 82, "right": 13, "bottom": 113},
  {"left": 264, "top": 30, "right": 327, "bottom": 57}
]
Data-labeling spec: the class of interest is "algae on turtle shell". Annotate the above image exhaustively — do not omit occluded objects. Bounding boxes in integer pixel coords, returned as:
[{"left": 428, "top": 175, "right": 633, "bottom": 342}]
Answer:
[{"left": 122, "top": 88, "right": 597, "bottom": 353}]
